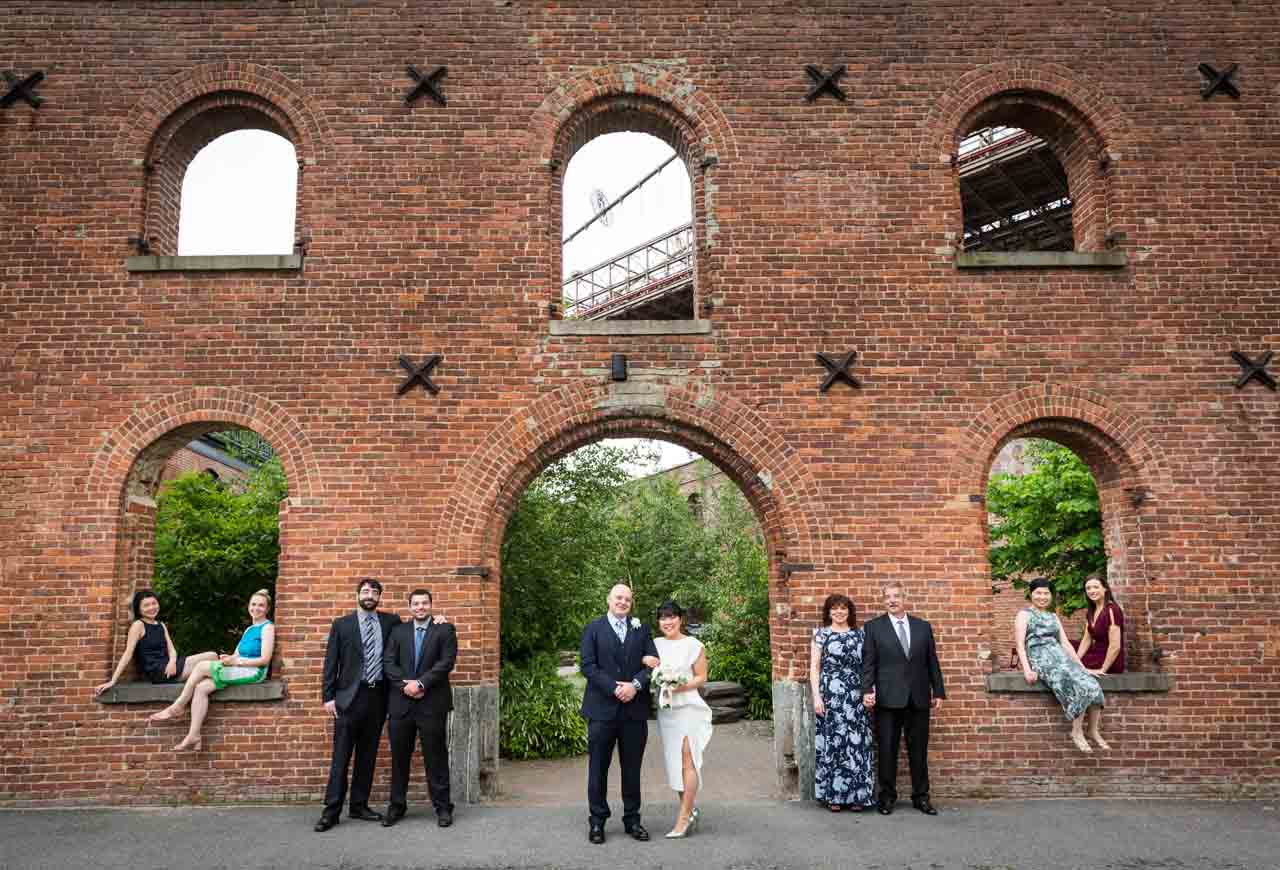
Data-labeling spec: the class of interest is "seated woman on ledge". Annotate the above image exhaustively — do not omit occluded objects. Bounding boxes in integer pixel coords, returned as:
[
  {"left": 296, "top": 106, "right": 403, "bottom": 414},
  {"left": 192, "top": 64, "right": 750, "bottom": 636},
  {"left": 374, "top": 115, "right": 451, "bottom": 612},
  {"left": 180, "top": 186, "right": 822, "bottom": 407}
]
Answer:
[
  {"left": 1076, "top": 574, "right": 1125, "bottom": 675},
  {"left": 148, "top": 588, "right": 275, "bottom": 751},
  {"left": 1015, "top": 577, "right": 1107, "bottom": 753},
  {"left": 95, "top": 589, "right": 219, "bottom": 695}
]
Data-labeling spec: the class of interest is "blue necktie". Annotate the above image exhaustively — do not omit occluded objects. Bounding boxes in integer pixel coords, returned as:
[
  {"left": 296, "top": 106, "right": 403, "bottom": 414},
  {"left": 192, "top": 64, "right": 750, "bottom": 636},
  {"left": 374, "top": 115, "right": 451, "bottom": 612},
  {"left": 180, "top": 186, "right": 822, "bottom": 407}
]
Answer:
[
  {"left": 414, "top": 626, "right": 427, "bottom": 671},
  {"left": 613, "top": 618, "right": 626, "bottom": 643}
]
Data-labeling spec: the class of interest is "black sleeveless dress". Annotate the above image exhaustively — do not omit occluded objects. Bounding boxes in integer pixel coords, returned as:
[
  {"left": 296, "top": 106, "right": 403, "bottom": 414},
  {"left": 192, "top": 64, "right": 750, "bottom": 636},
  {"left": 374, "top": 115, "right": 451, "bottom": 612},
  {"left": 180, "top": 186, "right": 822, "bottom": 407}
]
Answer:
[{"left": 133, "top": 621, "right": 185, "bottom": 683}]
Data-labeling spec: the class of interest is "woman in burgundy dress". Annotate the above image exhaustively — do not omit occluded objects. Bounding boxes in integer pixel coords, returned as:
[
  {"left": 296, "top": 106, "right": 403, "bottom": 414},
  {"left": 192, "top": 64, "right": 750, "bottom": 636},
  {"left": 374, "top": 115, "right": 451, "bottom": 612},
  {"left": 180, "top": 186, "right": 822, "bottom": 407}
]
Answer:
[{"left": 1076, "top": 575, "right": 1125, "bottom": 675}]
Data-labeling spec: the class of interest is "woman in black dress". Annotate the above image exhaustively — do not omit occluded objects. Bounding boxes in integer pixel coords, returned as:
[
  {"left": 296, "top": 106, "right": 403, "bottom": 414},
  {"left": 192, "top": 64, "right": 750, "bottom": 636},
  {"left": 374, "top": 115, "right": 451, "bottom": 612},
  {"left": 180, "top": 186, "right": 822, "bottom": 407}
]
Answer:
[{"left": 94, "top": 589, "right": 218, "bottom": 694}]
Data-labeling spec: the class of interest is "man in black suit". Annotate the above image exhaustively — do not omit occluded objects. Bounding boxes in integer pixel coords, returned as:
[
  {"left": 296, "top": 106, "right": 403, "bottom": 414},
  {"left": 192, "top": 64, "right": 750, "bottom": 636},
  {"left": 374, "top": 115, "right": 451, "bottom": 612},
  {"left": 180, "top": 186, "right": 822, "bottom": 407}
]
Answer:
[
  {"left": 382, "top": 587, "right": 458, "bottom": 828},
  {"left": 860, "top": 582, "right": 946, "bottom": 816},
  {"left": 315, "top": 578, "right": 401, "bottom": 832},
  {"left": 580, "top": 583, "right": 658, "bottom": 844}
]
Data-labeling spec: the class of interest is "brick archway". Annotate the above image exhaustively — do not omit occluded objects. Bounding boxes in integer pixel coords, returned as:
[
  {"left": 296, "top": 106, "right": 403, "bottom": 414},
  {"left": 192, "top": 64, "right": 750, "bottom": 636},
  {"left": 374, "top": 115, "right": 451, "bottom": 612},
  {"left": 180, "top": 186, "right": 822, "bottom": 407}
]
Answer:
[
  {"left": 440, "top": 378, "right": 835, "bottom": 682},
  {"left": 439, "top": 378, "right": 834, "bottom": 799},
  {"left": 87, "top": 387, "right": 322, "bottom": 661},
  {"left": 954, "top": 383, "right": 1168, "bottom": 671}
]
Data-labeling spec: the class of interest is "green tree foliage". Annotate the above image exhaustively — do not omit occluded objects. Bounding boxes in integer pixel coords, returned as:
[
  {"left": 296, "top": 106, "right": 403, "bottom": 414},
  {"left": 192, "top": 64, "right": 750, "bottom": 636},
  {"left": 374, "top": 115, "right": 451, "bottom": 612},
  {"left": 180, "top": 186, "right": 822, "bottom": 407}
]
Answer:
[
  {"left": 499, "top": 653, "right": 589, "bottom": 759},
  {"left": 499, "top": 442, "right": 654, "bottom": 662},
  {"left": 698, "top": 485, "right": 773, "bottom": 719},
  {"left": 987, "top": 439, "right": 1105, "bottom": 615},
  {"left": 153, "top": 458, "right": 288, "bottom": 653},
  {"left": 501, "top": 449, "right": 775, "bottom": 742}
]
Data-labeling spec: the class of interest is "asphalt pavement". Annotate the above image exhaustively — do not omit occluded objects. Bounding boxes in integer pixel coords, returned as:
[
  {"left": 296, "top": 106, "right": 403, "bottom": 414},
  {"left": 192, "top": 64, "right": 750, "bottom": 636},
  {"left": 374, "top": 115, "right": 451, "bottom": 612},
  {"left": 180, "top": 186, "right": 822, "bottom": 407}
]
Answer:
[{"left": 1, "top": 798, "right": 1276, "bottom": 870}]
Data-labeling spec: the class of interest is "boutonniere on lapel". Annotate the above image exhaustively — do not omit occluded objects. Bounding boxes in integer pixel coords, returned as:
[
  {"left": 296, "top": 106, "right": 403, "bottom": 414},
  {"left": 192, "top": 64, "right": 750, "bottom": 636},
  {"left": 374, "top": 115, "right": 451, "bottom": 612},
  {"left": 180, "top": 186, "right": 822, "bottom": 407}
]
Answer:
[{"left": 630, "top": 618, "right": 640, "bottom": 630}]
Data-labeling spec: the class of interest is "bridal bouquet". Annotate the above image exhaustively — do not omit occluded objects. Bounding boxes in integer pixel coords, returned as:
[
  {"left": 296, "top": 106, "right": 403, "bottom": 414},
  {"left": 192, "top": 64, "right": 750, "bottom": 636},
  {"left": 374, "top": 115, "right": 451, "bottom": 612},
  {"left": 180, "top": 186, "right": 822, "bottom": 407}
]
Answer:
[{"left": 652, "top": 665, "right": 690, "bottom": 710}]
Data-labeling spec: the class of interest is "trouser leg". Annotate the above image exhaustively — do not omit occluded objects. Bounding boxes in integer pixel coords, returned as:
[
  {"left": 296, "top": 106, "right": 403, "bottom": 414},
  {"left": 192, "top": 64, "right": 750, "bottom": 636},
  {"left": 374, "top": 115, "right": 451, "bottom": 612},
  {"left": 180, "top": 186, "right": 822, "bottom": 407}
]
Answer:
[
  {"left": 587, "top": 718, "right": 619, "bottom": 824},
  {"left": 904, "top": 704, "right": 931, "bottom": 802},
  {"left": 617, "top": 718, "right": 647, "bottom": 827},
  {"left": 349, "top": 685, "right": 387, "bottom": 811},
  {"left": 387, "top": 717, "right": 418, "bottom": 811},
  {"left": 875, "top": 706, "right": 904, "bottom": 805},
  {"left": 419, "top": 712, "right": 453, "bottom": 813},
  {"left": 321, "top": 701, "right": 359, "bottom": 820}
]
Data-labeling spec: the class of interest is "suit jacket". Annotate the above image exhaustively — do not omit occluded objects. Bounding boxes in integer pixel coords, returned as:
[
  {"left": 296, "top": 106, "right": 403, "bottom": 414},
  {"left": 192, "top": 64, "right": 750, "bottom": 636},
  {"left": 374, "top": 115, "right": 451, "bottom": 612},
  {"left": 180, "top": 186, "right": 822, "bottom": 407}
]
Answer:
[
  {"left": 860, "top": 613, "right": 946, "bottom": 710},
  {"left": 383, "top": 620, "right": 457, "bottom": 720},
  {"left": 321, "top": 610, "right": 401, "bottom": 713},
  {"left": 579, "top": 614, "right": 658, "bottom": 722}
]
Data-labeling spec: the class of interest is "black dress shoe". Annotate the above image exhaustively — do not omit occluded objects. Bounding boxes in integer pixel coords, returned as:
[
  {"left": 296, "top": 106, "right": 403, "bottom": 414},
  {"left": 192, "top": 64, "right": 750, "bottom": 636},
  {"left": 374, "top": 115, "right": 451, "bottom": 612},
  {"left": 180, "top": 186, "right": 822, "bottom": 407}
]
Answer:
[
  {"left": 381, "top": 808, "right": 405, "bottom": 828},
  {"left": 877, "top": 803, "right": 893, "bottom": 815},
  {"left": 912, "top": 799, "right": 938, "bottom": 816},
  {"left": 437, "top": 811, "right": 453, "bottom": 828},
  {"left": 625, "top": 823, "right": 650, "bottom": 842},
  {"left": 349, "top": 807, "right": 383, "bottom": 822},
  {"left": 588, "top": 824, "right": 605, "bottom": 844},
  {"left": 313, "top": 817, "right": 338, "bottom": 832}
]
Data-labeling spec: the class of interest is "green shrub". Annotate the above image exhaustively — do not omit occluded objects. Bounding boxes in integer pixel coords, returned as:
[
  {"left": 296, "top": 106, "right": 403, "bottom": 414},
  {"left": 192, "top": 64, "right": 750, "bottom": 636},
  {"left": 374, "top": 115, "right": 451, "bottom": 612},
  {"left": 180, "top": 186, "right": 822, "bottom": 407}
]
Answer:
[{"left": 499, "top": 654, "right": 588, "bottom": 760}]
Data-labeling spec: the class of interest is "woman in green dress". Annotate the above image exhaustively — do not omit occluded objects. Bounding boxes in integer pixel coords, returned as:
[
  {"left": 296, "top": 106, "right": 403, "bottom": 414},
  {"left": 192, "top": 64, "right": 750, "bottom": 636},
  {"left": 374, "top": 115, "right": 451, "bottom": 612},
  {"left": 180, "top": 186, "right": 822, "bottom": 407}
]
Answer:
[{"left": 1014, "top": 577, "right": 1106, "bottom": 753}]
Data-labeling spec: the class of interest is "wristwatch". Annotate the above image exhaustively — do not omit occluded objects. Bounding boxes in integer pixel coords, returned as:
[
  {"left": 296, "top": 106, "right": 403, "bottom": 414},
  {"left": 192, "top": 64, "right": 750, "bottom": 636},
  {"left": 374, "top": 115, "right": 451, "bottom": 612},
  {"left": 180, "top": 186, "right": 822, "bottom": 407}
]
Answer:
[{"left": 631, "top": 678, "right": 643, "bottom": 691}]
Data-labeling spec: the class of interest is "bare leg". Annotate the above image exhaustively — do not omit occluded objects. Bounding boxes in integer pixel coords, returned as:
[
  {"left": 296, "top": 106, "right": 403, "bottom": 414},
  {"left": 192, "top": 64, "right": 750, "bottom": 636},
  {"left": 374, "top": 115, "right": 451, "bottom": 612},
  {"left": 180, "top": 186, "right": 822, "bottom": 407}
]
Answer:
[
  {"left": 175, "top": 680, "right": 216, "bottom": 751},
  {"left": 179, "top": 652, "right": 218, "bottom": 679},
  {"left": 150, "top": 661, "right": 214, "bottom": 721},
  {"left": 1070, "top": 716, "right": 1091, "bottom": 752},
  {"left": 669, "top": 737, "right": 699, "bottom": 835},
  {"left": 1086, "top": 706, "right": 1109, "bottom": 749}
]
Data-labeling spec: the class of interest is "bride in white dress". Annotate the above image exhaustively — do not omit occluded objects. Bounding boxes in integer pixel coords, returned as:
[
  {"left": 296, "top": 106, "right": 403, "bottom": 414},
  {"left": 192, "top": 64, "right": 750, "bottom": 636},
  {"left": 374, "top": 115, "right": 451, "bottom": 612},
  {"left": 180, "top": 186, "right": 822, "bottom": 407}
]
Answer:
[{"left": 647, "top": 600, "right": 713, "bottom": 839}]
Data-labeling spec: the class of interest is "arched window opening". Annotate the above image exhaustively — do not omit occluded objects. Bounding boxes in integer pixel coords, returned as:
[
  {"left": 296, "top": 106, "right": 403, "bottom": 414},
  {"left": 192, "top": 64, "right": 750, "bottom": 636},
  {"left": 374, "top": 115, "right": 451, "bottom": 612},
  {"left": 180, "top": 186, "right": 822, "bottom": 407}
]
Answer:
[
  {"left": 115, "top": 423, "right": 288, "bottom": 673},
  {"left": 143, "top": 94, "right": 301, "bottom": 257},
  {"left": 957, "top": 93, "right": 1107, "bottom": 252},
  {"left": 560, "top": 125, "right": 696, "bottom": 322},
  {"left": 178, "top": 129, "right": 297, "bottom": 255},
  {"left": 986, "top": 436, "right": 1139, "bottom": 674},
  {"left": 497, "top": 437, "right": 770, "bottom": 778}
]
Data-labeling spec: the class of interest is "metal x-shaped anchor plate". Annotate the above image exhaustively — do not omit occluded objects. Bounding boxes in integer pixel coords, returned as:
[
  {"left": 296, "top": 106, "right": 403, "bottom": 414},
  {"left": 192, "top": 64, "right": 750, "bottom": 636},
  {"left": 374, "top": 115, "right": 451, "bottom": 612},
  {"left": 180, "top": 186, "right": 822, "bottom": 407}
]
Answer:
[
  {"left": 405, "top": 64, "right": 447, "bottom": 106},
  {"left": 1199, "top": 63, "right": 1240, "bottom": 99},
  {"left": 1, "top": 70, "right": 44, "bottom": 109},
  {"left": 1231, "top": 350, "right": 1276, "bottom": 390},
  {"left": 804, "top": 65, "right": 847, "bottom": 102},
  {"left": 397, "top": 354, "right": 442, "bottom": 395},
  {"left": 816, "top": 351, "right": 860, "bottom": 392}
]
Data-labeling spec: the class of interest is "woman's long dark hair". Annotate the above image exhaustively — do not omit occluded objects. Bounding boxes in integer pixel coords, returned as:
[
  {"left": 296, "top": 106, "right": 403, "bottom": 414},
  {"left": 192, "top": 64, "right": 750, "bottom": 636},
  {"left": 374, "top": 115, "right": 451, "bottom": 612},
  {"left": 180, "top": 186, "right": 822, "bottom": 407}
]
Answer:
[
  {"left": 821, "top": 593, "right": 856, "bottom": 627},
  {"left": 1083, "top": 574, "right": 1119, "bottom": 620}
]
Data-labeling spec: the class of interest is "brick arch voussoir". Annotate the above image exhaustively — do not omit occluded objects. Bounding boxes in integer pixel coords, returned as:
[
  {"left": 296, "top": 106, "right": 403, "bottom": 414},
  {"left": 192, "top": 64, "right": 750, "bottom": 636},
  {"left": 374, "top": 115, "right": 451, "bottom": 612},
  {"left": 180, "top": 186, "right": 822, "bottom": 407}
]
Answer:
[
  {"left": 922, "top": 60, "right": 1130, "bottom": 164},
  {"left": 528, "top": 62, "right": 738, "bottom": 167},
  {"left": 86, "top": 387, "right": 322, "bottom": 514},
  {"left": 951, "top": 384, "right": 1166, "bottom": 500},
  {"left": 441, "top": 380, "right": 829, "bottom": 572},
  {"left": 114, "top": 61, "right": 331, "bottom": 163}
]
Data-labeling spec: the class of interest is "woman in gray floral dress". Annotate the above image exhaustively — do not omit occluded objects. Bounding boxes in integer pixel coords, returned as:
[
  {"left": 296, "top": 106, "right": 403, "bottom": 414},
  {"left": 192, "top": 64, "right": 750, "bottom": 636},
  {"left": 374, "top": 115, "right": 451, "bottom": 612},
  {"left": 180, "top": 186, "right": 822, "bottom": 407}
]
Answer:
[
  {"left": 1015, "top": 577, "right": 1107, "bottom": 752},
  {"left": 809, "top": 593, "right": 875, "bottom": 811}
]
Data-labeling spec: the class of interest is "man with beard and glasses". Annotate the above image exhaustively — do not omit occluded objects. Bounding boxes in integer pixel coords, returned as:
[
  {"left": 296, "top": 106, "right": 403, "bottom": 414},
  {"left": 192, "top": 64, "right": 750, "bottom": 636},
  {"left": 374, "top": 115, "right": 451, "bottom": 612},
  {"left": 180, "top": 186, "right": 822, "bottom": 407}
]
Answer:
[{"left": 315, "top": 578, "right": 401, "bottom": 831}]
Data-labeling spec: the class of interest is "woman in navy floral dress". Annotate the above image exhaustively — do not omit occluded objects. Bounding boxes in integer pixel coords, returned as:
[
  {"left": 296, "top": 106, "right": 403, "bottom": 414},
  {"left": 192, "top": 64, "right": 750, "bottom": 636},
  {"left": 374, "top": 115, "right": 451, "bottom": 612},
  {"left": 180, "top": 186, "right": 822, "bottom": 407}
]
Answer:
[{"left": 809, "top": 593, "right": 875, "bottom": 811}]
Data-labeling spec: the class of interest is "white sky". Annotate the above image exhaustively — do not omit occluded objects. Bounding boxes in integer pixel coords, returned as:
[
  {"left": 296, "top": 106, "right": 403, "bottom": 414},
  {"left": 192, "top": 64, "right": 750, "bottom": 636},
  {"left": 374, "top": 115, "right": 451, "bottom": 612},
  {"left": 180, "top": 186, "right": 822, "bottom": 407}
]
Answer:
[{"left": 180, "top": 134, "right": 698, "bottom": 476}]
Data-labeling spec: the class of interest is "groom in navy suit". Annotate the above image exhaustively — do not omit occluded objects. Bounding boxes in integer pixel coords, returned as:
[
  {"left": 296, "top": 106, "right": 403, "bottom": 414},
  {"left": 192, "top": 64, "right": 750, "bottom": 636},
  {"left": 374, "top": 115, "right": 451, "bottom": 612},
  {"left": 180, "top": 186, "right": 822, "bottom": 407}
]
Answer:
[{"left": 580, "top": 583, "right": 659, "bottom": 844}]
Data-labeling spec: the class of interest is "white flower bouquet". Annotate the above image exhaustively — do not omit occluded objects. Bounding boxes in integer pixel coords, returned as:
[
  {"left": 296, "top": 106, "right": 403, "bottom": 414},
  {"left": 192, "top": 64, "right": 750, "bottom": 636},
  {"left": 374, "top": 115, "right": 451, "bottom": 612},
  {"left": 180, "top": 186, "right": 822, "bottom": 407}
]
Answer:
[{"left": 652, "top": 665, "right": 690, "bottom": 710}]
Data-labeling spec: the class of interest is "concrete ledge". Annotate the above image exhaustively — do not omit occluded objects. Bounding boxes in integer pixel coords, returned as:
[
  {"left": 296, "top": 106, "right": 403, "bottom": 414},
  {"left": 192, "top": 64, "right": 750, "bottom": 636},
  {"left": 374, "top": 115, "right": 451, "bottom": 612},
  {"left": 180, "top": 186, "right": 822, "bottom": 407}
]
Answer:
[
  {"left": 986, "top": 672, "right": 1172, "bottom": 693},
  {"left": 955, "top": 251, "right": 1128, "bottom": 269},
  {"left": 125, "top": 255, "right": 303, "bottom": 272},
  {"left": 95, "top": 680, "right": 286, "bottom": 704},
  {"left": 550, "top": 319, "right": 713, "bottom": 336}
]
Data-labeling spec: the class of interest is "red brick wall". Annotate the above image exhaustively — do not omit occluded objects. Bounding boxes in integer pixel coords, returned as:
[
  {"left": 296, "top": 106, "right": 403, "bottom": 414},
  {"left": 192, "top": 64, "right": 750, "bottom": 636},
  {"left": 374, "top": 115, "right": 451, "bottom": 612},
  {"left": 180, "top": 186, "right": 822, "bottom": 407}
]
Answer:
[{"left": 2, "top": 2, "right": 1277, "bottom": 804}]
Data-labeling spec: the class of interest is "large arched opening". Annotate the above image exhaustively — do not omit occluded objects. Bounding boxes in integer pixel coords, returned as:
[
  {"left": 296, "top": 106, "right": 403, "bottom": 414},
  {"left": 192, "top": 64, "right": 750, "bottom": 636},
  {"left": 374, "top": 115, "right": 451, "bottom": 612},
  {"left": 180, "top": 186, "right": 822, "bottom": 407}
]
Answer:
[{"left": 439, "top": 380, "right": 836, "bottom": 801}]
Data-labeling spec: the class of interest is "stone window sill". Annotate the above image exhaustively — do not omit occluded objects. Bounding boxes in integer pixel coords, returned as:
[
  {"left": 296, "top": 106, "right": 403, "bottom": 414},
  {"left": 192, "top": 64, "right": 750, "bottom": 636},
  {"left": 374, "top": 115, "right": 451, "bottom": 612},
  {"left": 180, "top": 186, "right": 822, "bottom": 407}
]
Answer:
[
  {"left": 955, "top": 251, "right": 1128, "bottom": 269},
  {"left": 95, "top": 680, "right": 286, "bottom": 704},
  {"left": 549, "top": 319, "right": 712, "bottom": 336},
  {"left": 985, "top": 672, "right": 1171, "bottom": 693},
  {"left": 125, "top": 255, "right": 303, "bottom": 272}
]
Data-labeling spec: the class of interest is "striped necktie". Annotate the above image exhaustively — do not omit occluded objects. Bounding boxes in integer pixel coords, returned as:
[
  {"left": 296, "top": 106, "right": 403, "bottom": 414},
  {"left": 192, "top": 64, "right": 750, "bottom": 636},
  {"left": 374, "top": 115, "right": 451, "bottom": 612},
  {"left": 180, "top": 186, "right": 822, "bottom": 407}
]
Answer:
[{"left": 360, "top": 615, "right": 381, "bottom": 683}]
